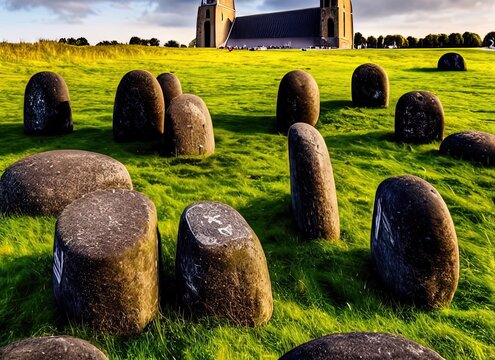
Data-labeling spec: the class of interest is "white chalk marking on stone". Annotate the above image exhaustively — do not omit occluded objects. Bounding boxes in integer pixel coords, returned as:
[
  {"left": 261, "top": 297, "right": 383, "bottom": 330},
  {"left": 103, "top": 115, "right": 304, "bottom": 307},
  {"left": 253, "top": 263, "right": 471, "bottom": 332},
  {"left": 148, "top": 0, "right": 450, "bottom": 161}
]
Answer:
[
  {"left": 218, "top": 224, "right": 233, "bottom": 236},
  {"left": 204, "top": 214, "right": 222, "bottom": 225},
  {"left": 53, "top": 244, "right": 64, "bottom": 285}
]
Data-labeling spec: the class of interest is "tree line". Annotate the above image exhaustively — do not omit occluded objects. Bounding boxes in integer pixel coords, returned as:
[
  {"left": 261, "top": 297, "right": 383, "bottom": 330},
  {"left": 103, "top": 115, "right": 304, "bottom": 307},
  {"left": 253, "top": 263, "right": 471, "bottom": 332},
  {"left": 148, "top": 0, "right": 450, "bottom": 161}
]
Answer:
[{"left": 57, "top": 37, "right": 185, "bottom": 47}]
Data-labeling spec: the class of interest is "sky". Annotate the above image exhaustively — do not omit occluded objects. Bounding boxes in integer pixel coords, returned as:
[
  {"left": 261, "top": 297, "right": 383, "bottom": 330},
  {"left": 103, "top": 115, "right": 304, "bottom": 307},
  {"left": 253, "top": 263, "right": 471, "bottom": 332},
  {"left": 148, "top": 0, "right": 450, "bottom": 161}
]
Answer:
[{"left": 0, "top": 0, "right": 494, "bottom": 45}]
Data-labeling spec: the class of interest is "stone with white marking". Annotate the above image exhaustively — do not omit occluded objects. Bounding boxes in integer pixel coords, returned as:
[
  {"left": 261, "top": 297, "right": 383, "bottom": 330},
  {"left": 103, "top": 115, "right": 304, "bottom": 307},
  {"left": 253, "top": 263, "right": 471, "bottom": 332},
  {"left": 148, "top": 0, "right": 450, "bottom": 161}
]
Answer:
[
  {"left": 157, "top": 72, "right": 183, "bottom": 109},
  {"left": 438, "top": 53, "right": 467, "bottom": 71},
  {"left": 352, "top": 63, "right": 389, "bottom": 108},
  {"left": 440, "top": 130, "right": 495, "bottom": 166}
]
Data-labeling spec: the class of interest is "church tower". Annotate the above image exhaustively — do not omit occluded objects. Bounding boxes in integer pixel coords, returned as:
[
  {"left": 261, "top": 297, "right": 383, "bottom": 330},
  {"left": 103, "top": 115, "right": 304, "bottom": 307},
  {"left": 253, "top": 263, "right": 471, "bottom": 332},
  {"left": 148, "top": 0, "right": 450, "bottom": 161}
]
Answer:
[
  {"left": 196, "top": 0, "right": 236, "bottom": 48},
  {"left": 320, "top": 0, "right": 354, "bottom": 49}
]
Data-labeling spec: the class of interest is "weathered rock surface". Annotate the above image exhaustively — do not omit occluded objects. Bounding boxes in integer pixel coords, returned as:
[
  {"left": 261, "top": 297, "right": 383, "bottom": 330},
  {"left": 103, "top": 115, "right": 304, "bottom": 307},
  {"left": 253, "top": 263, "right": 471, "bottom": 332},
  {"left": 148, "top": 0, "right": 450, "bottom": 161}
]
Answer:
[
  {"left": 288, "top": 123, "right": 340, "bottom": 240},
  {"left": 164, "top": 94, "right": 215, "bottom": 156},
  {"left": 53, "top": 189, "right": 159, "bottom": 335},
  {"left": 276, "top": 70, "right": 320, "bottom": 134},
  {"left": 352, "top": 63, "right": 389, "bottom": 108},
  {"left": 0, "top": 150, "right": 132, "bottom": 216},
  {"left": 113, "top": 70, "right": 165, "bottom": 142},
  {"left": 370, "top": 175, "right": 459, "bottom": 309},
  {"left": 395, "top": 91, "right": 444, "bottom": 143},
  {"left": 438, "top": 53, "right": 467, "bottom": 71},
  {"left": 440, "top": 130, "right": 495, "bottom": 166},
  {"left": 279, "top": 332, "right": 445, "bottom": 360},
  {"left": 157, "top": 72, "right": 183, "bottom": 109},
  {"left": 0, "top": 336, "right": 108, "bottom": 360},
  {"left": 176, "top": 202, "right": 273, "bottom": 327},
  {"left": 24, "top": 71, "right": 73, "bottom": 135}
]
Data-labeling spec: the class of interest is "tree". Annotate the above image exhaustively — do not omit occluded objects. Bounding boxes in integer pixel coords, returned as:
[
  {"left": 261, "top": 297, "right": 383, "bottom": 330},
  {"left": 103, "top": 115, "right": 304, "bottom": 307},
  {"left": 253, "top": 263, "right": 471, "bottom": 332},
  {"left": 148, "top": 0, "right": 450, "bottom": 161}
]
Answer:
[
  {"left": 76, "top": 37, "right": 89, "bottom": 46},
  {"left": 448, "top": 33, "right": 463, "bottom": 47},
  {"left": 367, "top": 35, "right": 377, "bottom": 48},
  {"left": 149, "top": 38, "right": 160, "bottom": 47},
  {"left": 407, "top": 36, "right": 418, "bottom": 48},
  {"left": 354, "top": 32, "right": 365, "bottom": 47},
  {"left": 58, "top": 38, "right": 67, "bottom": 44},
  {"left": 438, "top": 34, "right": 449, "bottom": 47},
  {"left": 377, "top": 35, "right": 384, "bottom": 48},
  {"left": 463, "top": 32, "right": 482, "bottom": 47},
  {"left": 164, "top": 40, "right": 180, "bottom": 48},
  {"left": 129, "top": 36, "right": 142, "bottom": 45},
  {"left": 423, "top": 34, "right": 439, "bottom": 48},
  {"left": 188, "top": 38, "right": 197, "bottom": 48},
  {"left": 482, "top": 31, "right": 495, "bottom": 47}
]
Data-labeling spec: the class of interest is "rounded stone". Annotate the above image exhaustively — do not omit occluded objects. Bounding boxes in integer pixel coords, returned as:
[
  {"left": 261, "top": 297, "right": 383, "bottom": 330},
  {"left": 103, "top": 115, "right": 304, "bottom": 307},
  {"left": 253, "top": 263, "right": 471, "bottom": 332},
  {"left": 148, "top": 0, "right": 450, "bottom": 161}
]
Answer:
[
  {"left": 370, "top": 175, "right": 459, "bottom": 309},
  {"left": 24, "top": 71, "right": 73, "bottom": 135},
  {"left": 0, "top": 336, "right": 108, "bottom": 359},
  {"left": 276, "top": 70, "right": 320, "bottom": 134},
  {"left": 164, "top": 94, "right": 215, "bottom": 156},
  {"left": 157, "top": 72, "right": 183, "bottom": 109},
  {"left": 395, "top": 91, "right": 444, "bottom": 143},
  {"left": 52, "top": 189, "right": 159, "bottom": 335},
  {"left": 0, "top": 150, "right": 133, "bottom": 216},
  {"left": 440, "top": 130, "right": 495, "bottom": 166},
  {"left": 279, "top": 332, "right": 445, "bottom": 360},
  {"left": 175, "top": 202, "right": 273, "bottom": 327},
  {"left": 113, "top": 70, "right": 165, "bottom": 142},
  {"left": 352, "top": 63, "right": 389, "bottom": 108},
  {"left": 438, "top": 53, "right": 467, "bottom": 71},
  {"left": 288, "top": 123, "right": 340, "bottom": 240}
]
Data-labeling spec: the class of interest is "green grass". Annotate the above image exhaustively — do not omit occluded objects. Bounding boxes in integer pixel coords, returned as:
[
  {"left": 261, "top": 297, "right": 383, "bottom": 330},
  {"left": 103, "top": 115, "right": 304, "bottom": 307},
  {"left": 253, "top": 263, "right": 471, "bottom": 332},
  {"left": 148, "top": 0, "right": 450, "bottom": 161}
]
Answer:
[{"left": 0, "top": 42, "right": 494, "bottom": 359}]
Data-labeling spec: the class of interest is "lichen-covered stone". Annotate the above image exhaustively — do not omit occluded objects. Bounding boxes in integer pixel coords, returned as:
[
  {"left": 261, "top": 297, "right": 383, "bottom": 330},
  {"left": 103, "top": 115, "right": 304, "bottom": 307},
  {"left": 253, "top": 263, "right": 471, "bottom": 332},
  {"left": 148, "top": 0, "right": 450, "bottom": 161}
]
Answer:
[
  {"left": 438, "top": 53, "right": 467, "bottom": 71},
  {"left": 24, "top": 71, "right": 73, "bottom": 135},
  {"left": 440, "top": 130, "right": 495, "bottom": 166},
  {"left": 53, "top": 189, "right": 159, "bottom": 335},
  {"left": 157, "top": 72, "right": 183, "bottom": 109},
  {"left": 176, "top": 202, "right": 273, "bottom": 327},
  {"left": 288, "top": 123, "right": 340, "bottom": 240},
  {"left": 0, "top": 150, "right": 133, "bottom": 216},
  {"left": 276, "top": 70, "right": 320, "bottom": 134},
  {"left": 371, "top": 175, "right": 459, "bottom": 309},
  {"left": 352, "top": 63, "right": 389, "bottom": 108}
]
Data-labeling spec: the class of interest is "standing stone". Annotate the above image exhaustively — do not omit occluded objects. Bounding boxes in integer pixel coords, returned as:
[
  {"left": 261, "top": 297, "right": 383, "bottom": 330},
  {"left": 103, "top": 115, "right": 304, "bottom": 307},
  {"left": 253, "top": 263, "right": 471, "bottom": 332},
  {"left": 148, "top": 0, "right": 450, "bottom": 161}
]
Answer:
[
  {"left": 440, "top": 130, "right": 495, "bottom": 166},
  {"left": 288, "top": 123, "right": 340, "bottom": 240},
  {"left": 395, "top": 91, "right": 444, "bottom": 143},
  {"left": 24, "top": 71, "right": 73, "bottom": 135},
  {"left": 113, "top": 70, "right": 165, "bottom": 142},
  {"left": 438, "top": 53, "right": 467, "bottom": 71},
  {"left": 371, "top": 175, "right": 459, "bottom": 309},
  {"left": 276, "top": 70, "right": 320, "bottom": 134},
  {"left": 53, "top": 189, "right": 159, "bottom": 335},
  {"left": 352, "top": 63, "right": 389, "bottom": 108},
  {"left": 157, "top": 72, "right": 183, "bottom": 109},
  {"left": 164, "top": 94, "right": 215, "bottom": 156},
  {"left": 176, "top": 202, "right": 273, "bottom": 327},
  {"left": 279, "top": 332, "right": 445, "bottom": 360}
]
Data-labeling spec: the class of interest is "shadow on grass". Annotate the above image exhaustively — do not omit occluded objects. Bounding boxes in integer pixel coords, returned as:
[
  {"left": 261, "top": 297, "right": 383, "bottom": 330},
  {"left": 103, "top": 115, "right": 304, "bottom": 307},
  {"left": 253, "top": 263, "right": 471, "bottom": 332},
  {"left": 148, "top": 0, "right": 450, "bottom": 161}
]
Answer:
[
  {"left": 320, "top": 100, "right": 354, "bottom": 114},
  {"left": 405, "top": 67, "right": 438, "bottom": 73},
  {"left": 212, "top": 113, "right": 278, "bottom": 135}
]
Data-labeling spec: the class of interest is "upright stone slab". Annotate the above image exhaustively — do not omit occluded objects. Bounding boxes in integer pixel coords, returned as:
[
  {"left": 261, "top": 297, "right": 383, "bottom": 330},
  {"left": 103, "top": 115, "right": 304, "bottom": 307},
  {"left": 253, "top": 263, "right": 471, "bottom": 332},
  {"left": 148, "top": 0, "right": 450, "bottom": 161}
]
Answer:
[
  {"left": 176, "top": 202, "right": 273, "bottom": 327},
  {"left": 279, "top": 333, "right": 445, "bottom": 360},
  {"left": 0, "top": 150, "right": 132, "bottom": 216},
  {"left": 395, "top": 91, "right": 444, "bottom": 143},
  {"left": 352, "top": 63, "right": 389, "bottom": 108},
  {"left": 276, "top": 70, "right": 320, "bottom": 134},
  {"left": 157, "top": 72, "right": 183, "bottom": 109},
  {"left": 288, "top": 123, "right": 340, "bottom": 240},
  {"left": 438, "top": 53, "right": 467, "bottom": 71},
  {"left": 113, "top": 70, "right": 165, "bottom": 142},
  {"left": 0, "top": 336, "right": 108, "bottom": 360},
  {"left": 371, "top": 175, "right": 459, "bottom": 309},
  {"left": 24, "top": 71, "right": 73, "bottom": 135},
  {"left": 53, "top": 189, "right": 159, "bottom": 335},
  {"left": 440, "top": 130, "right": 495, "bottom": 166},
  {"left": 164, "top": 94, "right": 215, "bottom": 156}
]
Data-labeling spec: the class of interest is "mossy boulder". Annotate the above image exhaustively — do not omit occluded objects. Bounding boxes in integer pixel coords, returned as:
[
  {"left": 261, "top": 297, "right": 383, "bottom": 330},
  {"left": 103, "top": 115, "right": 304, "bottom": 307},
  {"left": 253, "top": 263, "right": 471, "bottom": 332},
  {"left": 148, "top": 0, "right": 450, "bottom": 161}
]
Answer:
[
  {"left": 352, "top": 63, "right": 389, "bottom": 108},
  {"left": 440, "top": 130, "right": 495, "bottom": 166},
  {"left": 157, "top": 72, "right": 183, "bottom": 109}
]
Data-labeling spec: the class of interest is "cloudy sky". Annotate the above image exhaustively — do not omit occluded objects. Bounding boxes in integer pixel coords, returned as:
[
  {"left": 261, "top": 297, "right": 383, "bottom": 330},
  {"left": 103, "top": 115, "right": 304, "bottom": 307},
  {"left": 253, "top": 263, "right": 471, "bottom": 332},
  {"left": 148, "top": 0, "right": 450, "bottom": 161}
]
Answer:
[{"left": 0, "top": 0, "right": 493, "bottom": 45}]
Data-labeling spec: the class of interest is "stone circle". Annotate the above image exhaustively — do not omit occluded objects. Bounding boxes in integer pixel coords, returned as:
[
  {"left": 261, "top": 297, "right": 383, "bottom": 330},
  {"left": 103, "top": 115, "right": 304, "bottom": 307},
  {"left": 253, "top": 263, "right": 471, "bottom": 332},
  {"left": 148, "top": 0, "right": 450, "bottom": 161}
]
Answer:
[
  {"left": 371, "top": 175, "right": 459, "bottom": 309},
  {"left": 157, "top": 72, "right": 183, "bottom": 109},
  {"left": 176, "top": 201, "right": 273, "bottom": 327},
  {"left": 352, "top": 63, "right": 389, "bottom": 108},
  {"left": 53, "top": 189, "right": 159, "bottom": 335},
  {"left": 438, "top": 53, "right": 467, "bottom": 71},
  {"left": 440, "top": 130, "right": 495, "bottom": 166}
]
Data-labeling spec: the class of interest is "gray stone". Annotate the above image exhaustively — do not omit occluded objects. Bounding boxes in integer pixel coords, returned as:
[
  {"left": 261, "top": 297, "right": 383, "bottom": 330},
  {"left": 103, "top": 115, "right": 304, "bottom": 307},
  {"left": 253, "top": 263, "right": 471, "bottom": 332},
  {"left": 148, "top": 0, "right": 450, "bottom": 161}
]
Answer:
[
  {"left": 176, "top": 202, "right": 273, "bottom": 327},
  {"left": 276, "top": 70, "right": 320, "bottom": 134},
  {"left": 438, "top": 53, "right": 467, "bottom": 71},
  {"left": 24, "top": 71, "right": 73, "bottom": 135},
  {"left": 288, "top": 123, "right": 340, "bottom": 240},
  {"left": 352, "top": 63, "right": 389, "bottom": 108},
  {"left": 113, "top": 70, "right": 165, "bottom": 142},
  {"left": 440, "top": 130, "right": 495, "bottom": 166},
  {"left": 279, "top": 332, "right": 445, "bottom": 360},
  {"left": 371, "top": 175, "right": 459, "bottom": 309},
  {"left": 0, "top": 150, "right": 133, "bottom": 216},
  {"left": 157, "top": 72, "right": 183, "bottom": 109},
  {"left": 395, "top": 91, "right": 444, "bottom": 143},
  {"left": 0, "top": 336, "right": 108, "bottom": 359},
  {"left": 164, "top": 94, "right": 215, "bottom": 156}
]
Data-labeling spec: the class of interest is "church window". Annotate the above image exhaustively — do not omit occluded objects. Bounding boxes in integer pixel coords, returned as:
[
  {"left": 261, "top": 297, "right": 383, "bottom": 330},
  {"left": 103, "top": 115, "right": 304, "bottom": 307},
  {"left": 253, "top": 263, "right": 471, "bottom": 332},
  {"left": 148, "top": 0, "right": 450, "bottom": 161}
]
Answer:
[
  {"left": 332, "top": 0, "right": 337, "bottom": 7},
  {"left": 327, "top": 18, "right": 335, "bottom": 37},
  {"left": 343, "top": 13, "right": 346, "bottom": 36}
]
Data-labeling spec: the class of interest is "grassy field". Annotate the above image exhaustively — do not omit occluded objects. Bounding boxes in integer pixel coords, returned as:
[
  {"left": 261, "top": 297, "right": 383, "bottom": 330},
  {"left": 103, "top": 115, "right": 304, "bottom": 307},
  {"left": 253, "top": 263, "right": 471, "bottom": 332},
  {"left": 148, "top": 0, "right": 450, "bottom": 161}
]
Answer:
[{"left": 0, "top": 43, "right": 494, "bottom": 359}]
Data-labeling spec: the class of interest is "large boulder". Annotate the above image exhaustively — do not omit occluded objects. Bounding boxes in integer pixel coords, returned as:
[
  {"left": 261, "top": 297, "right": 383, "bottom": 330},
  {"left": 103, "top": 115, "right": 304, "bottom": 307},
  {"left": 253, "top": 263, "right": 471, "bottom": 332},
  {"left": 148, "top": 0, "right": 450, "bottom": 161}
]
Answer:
[
  {"left": 276, "top": 70, "right": 320, "bottom": 134},
  {"left": 176, "top": 202, "right": 273, "bottom": 327},
  {"left": 352, "top": 63, "right": 389, "bottom": 108},
  {"left": 0, "top": 150, "right": 132, "bottom": 216},
  {"left": 370, "top": 175, "right": 459, "bottom": 309},
  {"left": 438, "top": 53, "right": 467, "bottom": 71},
  {"left": 24, "top": 71, "right": 73, "bottom": 135},
  {"left": 288, "top": 123, "right": 340, "bottom": 240},
  {"left": 53, "top": 189, "right": 159, "bottom": 335},
  {"left": 157, "top": 72, "right": 183, "bottom": 109},
  {"left": 440, "top": 130, "right": 495, "bottom": 166}
]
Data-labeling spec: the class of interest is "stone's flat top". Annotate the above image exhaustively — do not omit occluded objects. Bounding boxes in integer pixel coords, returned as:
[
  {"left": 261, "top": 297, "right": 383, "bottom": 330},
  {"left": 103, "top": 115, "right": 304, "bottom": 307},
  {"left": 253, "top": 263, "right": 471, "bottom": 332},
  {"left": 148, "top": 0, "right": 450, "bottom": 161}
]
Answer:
[{"left": 445, "top": 130, "right": 495, "bottom": 143}]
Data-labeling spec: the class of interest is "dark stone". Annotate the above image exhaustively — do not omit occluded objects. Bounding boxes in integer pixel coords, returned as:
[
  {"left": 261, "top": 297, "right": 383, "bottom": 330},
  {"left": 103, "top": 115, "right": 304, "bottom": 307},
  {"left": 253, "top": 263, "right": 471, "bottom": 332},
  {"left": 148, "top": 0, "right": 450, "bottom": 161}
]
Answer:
[
  {"left": 24, "top": 72, "right": 73, "bottom": 135},
  {"left": 53, "top": 189, "right": 159, "bottom": 335},
  {"left": 164, "top": 94, "right": 215, "bottom": 156},
  {"left": 370, "top": 175, "right": 459, "bottom": 309},
  {"left": 395, "top": 91, "right": 444, "bottom": 143},
  {"left": 176, "top": 202, "right": 273, "bottom": 327},
  {"left": 0, "top": 336, "right": 108, "bottom": 359},
  {"left": 0, "top": 150, "right": 133, "bottom": 216},
  {"left": 440, "top": 130, "right": 495, "bottom": 166},
  {"left": 288, "top": 123, "right": 340, "bottom": 240},
  {"left": 276, "top": 70, "right": 320, "bottom": 134},
  {"left": 157, "top": 72, "right": 183, "bottom": 109},
  {"left": 438, "top": 53, "right": 467, "bottom": 71},
  {"left": 352, "top": 63, "right": 389, "bottom": 108},
  {"left": 113, "top": 70, "right": 165, "bottom": 142},
  {"left": 279, "top": 332, "right": 445, "bottom": 360}
]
